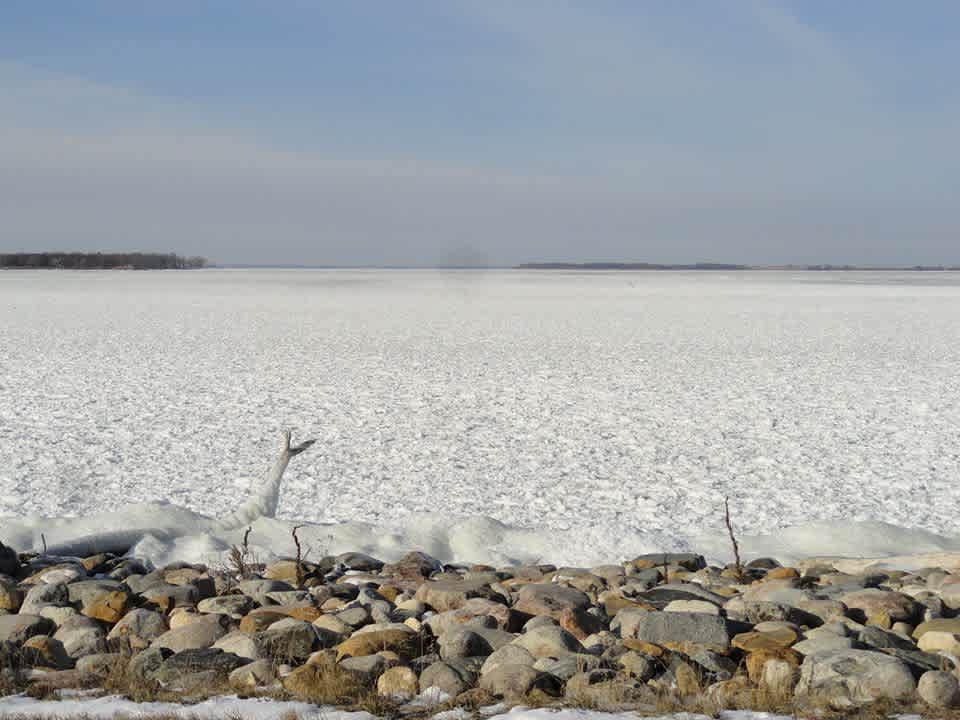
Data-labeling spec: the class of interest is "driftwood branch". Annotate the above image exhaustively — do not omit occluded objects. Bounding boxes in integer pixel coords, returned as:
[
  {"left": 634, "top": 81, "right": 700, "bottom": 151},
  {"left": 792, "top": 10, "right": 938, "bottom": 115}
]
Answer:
[
  {"left": 292, "top": 524, "right": 306, "bottom": 588},
  {"left": 724, "top": 496, "right": 744, "bottom": 581}
]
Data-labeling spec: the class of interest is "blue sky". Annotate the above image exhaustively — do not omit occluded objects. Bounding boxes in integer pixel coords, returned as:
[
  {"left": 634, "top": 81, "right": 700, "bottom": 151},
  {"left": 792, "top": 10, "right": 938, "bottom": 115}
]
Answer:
[{"left": 2, "top": 1, "right": 958, "bottom": 265}]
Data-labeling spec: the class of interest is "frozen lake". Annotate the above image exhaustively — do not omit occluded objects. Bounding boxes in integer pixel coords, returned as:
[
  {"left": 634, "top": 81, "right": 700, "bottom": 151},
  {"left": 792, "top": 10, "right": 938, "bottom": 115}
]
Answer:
[{"left": 2, "top": 269, "right": 960, "bottom": 560}]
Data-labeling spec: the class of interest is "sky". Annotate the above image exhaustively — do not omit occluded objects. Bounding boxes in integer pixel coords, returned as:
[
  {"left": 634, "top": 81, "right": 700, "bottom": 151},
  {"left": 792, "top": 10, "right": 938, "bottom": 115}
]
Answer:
[{"left": 1, "top": 1, "right": 958, "bottom": 267}]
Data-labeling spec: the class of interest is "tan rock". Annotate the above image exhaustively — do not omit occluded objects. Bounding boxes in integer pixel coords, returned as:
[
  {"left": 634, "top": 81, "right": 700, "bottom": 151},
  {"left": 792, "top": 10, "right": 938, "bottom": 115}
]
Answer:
[
  {"left": 0, "top": 576, "right": 23, "bottom": 612},
  {"left": 336, "top": 628, "right": 419, "bottom": 661},
  {"left": 377, "top": 666, "right": 419, "bottom": 700},
  {"left": 746, "top": 648, "right": 801, "bottom": 684},
  {"left": 81, "top": 590, "right": 131, "bottom": 624},
  {"left": 918, "top": 631, "right": 960, "bottom": 655}
]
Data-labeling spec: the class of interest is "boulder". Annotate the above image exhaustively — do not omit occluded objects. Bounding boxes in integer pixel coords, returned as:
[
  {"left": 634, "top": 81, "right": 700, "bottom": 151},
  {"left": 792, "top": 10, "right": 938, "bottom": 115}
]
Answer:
[
  {"left": 796, "top": 649, "right": 916, "bottom": 707},
  {"left": 839, "top": 589, "right": 923, "bottom": 625},
  {"left": 617, "top": 610, "right": 730, "bottom": 652},
  {"left": 420, "top": 660, "right": 476, "bottom": 697},
  {"left": 22, "top": 635, "right": 73, "bottom": 669},
  {"left": 481, "top": 644, "right": 536, "bottom": 676},
  {"left": 512, "top": 625, "right": 584, "bottom": 658},
  {"left": 107, "top": 608, "right": 168, "bottom": 652},
  {"left": 480, "top": 663, "right": 556, "bottom": 700},
  {"left": 382, "top": 551, "right": 442, "bottom": 581},
  {"left": 336, "top": 627, "right": 419, "bottom": 661},
  {"left": 197, "top": 595, "right": 254, "bottom": 619},
  {"left": 416, "top": 579, "right": 501, "bottom": 612},
  {"left": 259, "top": 617, "right": 318, "bottom": 661},
  {"left": 0, "top": 614, "right": 55, "bottom": 645},
  {"left": 152, "top": 648, "right": 249, "bottom": 687},
  {"left": 918, "top": 670, "right": 960, "bottom": 708},
  {"left": 150, "top": 614, "right": 228, "bottom": 652},
  {"left": 514, "top": 583, "right": 590, "bottom": 620},
  {"left": 439, "top": 626, "right": 514, "bottom": 660},
  {"left": 54, "top": 616, "right": 108, "bottom": 659},
  {"left": 229, "top": 658, "right": 276, "bottom": 690},
  {"left": 20, "top": 582, "right": 69, "bottom": 615},
  {"left": 82, "top": 590, "right": 131, "bottom": 624},
  {"left": 377, "top": 665, "right": 419, "bottom": 700}
]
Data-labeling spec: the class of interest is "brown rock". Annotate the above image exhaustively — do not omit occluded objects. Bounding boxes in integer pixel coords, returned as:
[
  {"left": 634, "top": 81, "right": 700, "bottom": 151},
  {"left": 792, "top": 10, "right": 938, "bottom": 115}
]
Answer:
[
  {"left": 239, "top": 608, "right": 290, "bottom": 633},
  {"left": 559, "top": 607, "right": 606, "bottom": 641},
  {"left": 746, "top": 648, "right": 801, "bottom": 684},
  {"left": 415, "top": 579, "right": 500, "bottom": 612},
  {"left": 0, "top": 576, "right": 23, "bottom": 612},
  {"left": 514, "top": 583, "right": 590, "bottom": 620},
  {"left": 336, "top": 628, "right": 420, "bottom": 661},
  {"left": 82, "top": 590, "right": 131, "bottom": 624},
  {"left": 732, "top": 627, "right": 798, "bottom": 651},
  {"left": 766, "top": 567, "right": 800, "bottom": 580}
]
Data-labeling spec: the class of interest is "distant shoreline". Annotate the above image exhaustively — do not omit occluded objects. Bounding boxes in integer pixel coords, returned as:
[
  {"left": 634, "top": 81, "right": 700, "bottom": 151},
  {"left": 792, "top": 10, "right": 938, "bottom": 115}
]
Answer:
[{"left": 516, "top": 262, "right": 960, "bottom": 271}]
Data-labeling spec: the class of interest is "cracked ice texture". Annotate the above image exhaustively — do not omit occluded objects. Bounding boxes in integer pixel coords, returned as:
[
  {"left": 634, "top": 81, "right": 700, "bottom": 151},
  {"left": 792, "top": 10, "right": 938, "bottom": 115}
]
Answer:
[{"left": 1, "top": 269, "right": 959, "bottom": 546}]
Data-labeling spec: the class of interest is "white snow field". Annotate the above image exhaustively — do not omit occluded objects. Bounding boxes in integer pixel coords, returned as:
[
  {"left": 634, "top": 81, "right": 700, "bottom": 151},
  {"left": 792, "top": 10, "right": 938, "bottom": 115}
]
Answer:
[{"left": 2, "top": 268, "right": 960, "bottom": 567}]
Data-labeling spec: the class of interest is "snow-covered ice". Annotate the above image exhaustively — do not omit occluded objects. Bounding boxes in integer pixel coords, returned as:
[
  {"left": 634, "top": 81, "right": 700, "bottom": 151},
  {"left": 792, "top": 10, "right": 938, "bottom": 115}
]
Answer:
[{"left": 2, "top": 269, "right": 960, "bottom": 566}]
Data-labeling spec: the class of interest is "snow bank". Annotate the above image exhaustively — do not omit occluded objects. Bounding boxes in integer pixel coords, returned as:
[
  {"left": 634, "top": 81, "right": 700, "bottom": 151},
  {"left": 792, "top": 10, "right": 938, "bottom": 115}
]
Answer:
[
  {"left": 0, "top": 694, "right": 374, "bottom": 719},
  {"left": 3, "top": 501, "right": 960, "bottom": 570},
  {"left": 0, "top": 695, "right": 797, "bottom": 720}
]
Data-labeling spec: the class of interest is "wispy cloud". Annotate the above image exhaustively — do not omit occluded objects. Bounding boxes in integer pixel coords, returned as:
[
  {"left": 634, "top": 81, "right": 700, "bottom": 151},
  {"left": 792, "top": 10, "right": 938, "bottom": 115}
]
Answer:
[{"left": 1, "top": 1, "right": 958, "bottom": 265}]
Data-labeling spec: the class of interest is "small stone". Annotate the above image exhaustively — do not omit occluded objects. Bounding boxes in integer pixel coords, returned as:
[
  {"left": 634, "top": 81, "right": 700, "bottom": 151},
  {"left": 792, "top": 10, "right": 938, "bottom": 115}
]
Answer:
[
  {"left": 514, "top": 583, "right": 591, "bottom": 620},
  {"left": 197, "top": 595, "right": 254, "bottom": 619}
]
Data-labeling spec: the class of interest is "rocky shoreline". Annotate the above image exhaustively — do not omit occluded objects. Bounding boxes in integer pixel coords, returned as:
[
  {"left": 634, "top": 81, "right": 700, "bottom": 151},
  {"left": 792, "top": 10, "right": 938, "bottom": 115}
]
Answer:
[{"left": 3, "top": 539, "right": 960, "bottom": 717}]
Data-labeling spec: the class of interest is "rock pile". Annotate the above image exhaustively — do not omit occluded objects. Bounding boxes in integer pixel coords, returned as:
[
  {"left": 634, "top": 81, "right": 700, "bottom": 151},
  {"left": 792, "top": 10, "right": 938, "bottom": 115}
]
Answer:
[{"left": 2, "top": 541, "right": 960, "bottom": 713}]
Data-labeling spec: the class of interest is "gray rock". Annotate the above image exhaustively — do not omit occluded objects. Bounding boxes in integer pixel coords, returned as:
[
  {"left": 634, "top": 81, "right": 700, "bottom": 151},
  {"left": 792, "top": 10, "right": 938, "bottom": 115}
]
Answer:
[
  {"left": 636, "top": 583, "right": 727, "bottom": 609},
  {"left": 54, "top": 616, "right": 108, "bottom": 658},
  {"left": 796, "top": 649, "right": 916, "bottom": 707},
  {"left": 918, "top": 670, "right": 960, "bottom": 708},
  {"left": 523, "top": 615, "right": 559, "bottom": 632},
  {"left": 0, "top": 614, "right": 55, "bottom": 645},
  {"left": 259, "top": 617, "right": 317, "bottom": 661},
  {"left": 236, "top": 579, "right": 294, "bottom": 606},
  {"left": 197, "top": 595, "right": 254, "bottom": 619},
  {"left": 340, "top": 654, "right": 386, "bottom": 681},
  {"left": 213, "top": 631, "right": 264, "bottom": 661},
  {"left": 150, "top": 614, "right": 228, "bottom": 652},
  {"left": 617, "top": 609, "right": 730, "bottom": 651},
  {"left": 128, "top": 646, "right": 173, "bottom": 683},
  {"left": 628, "top": 553, "right": 705, "bottom": 571},
  {"left": 514, "top": 583, "right": 590, "bottom": 619},
  {"left": 617, "top": 651, "right": 656, "bottom": 681},
  {"left": 513, "top": 625, "right": 584, "bottom": 658},
  {"left": 229, "top": 658, "right": 276, "bottom": 690},
  {"left": 480, "top": 663, "right": 557, "bottom": 700},
  {"left": 335, "top": 552, "right": 384, "bottom": 571},
  {"left": 481, "top": 644, "right": 537, "bottom": 676},
  {"left": 140, "top": 583, "right": 198, "bottom": 608},
  {"left": 439, "top": 626, "right": 514, "bottom": 660},
  {"left": 858, "top": 626, "right": 918, "bottom": 652},
  {"left": 336, "top": 605, "right": 372, "bottom": 629},
  {"left": 153, "top": 648, "right": 249, "bottom": 687},
  {"left": 533, "top": 653, "right": 603, "bottom": 681},
  {"left": 793, "top": 635, "right": 857, "bottom": 656},
  {"left": 107, "top": 608, "right": 168, "bottom": 652},
  {"left": 420, "top": 660, "right": 475, "bottom": 697},
  {"left": 67, "top": 580, "right": 124, "bottom": 608},
  {"left": 76, "top": 652, "right": 122, "bottom": 675},
  {"left": 20, "top": 582, "right": 69, "bottom": 615}
]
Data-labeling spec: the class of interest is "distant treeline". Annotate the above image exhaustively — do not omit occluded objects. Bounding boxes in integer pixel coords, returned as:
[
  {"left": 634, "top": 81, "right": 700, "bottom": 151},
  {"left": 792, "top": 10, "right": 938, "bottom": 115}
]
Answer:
[
  {"left": 0, "top": 252, "right": 207, "bottom": 270},
  {"left": 518, "top": 262, "right": 748, "bottom": 270}
]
